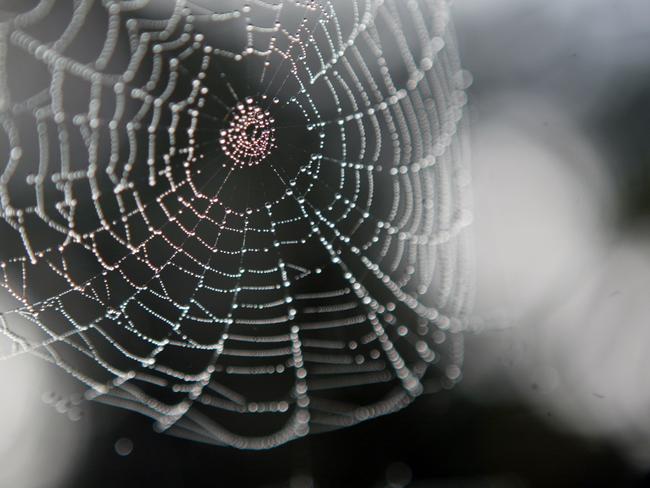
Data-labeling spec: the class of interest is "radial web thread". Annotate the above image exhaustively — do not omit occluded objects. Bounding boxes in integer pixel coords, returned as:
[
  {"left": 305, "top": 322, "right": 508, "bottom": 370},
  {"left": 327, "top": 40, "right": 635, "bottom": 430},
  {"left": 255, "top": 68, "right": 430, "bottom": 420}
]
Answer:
[{"left": 0, "top": 0, "right": 473, "bottom": 448}]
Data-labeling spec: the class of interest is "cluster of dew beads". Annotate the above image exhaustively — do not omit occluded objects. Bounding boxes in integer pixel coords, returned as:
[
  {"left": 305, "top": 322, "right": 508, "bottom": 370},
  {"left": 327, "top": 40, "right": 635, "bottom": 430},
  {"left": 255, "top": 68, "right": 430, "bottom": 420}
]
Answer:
[
  {"left": 0, "top": 0, "right": 473, "bottom": 449},
  {"left": 220, "top": 97, "right": 277, "bottom": 168}
]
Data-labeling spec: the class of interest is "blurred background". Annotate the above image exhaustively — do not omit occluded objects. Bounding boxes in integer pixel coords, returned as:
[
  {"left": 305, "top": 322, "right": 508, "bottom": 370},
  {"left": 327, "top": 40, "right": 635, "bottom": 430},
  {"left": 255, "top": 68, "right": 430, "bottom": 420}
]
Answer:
[{"left": 3, "top": 0, "right": 650, "bottom": 486}]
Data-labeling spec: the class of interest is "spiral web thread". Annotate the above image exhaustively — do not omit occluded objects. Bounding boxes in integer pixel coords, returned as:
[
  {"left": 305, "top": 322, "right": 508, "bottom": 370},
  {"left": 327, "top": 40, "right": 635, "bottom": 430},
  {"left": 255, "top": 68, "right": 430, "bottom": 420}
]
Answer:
[{"left": 0, "top": 0, "right": 472, "bottom": 448}]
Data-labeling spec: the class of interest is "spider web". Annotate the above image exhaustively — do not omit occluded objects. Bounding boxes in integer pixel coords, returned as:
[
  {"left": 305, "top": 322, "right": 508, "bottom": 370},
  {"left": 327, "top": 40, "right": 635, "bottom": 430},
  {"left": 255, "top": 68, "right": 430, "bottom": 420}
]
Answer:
[{"left": 0, "top": 0, "right": 473, "bottom": 448}]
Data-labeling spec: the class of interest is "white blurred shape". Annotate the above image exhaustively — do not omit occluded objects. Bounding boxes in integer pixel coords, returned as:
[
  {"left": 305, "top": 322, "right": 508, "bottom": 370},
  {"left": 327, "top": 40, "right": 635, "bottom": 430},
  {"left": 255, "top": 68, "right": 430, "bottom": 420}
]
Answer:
[
  {"left": 465, "top": 92, "right": 650, "bottom": 464},
  {"left": 472, "top": 95, "right": 613, "bottom": 327},
  {"left": 531, "top": 230, "right": 650, "bottom": 464},
  {"left": 0, "top": 353, "right": 87, "bottom": 488}
]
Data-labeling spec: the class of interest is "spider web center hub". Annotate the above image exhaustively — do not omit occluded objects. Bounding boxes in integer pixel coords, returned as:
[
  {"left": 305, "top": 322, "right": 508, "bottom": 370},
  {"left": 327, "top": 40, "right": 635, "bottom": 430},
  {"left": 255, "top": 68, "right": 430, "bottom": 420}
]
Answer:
[{"left": 220, "top": 97, "right": 276, "bottom": 168}]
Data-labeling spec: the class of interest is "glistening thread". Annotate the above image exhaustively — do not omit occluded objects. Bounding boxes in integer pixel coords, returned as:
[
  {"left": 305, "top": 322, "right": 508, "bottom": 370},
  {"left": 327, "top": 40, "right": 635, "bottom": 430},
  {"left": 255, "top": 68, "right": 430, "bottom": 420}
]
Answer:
[{"left": 0, "top": 0, "right": 472, "bottom": 449}]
